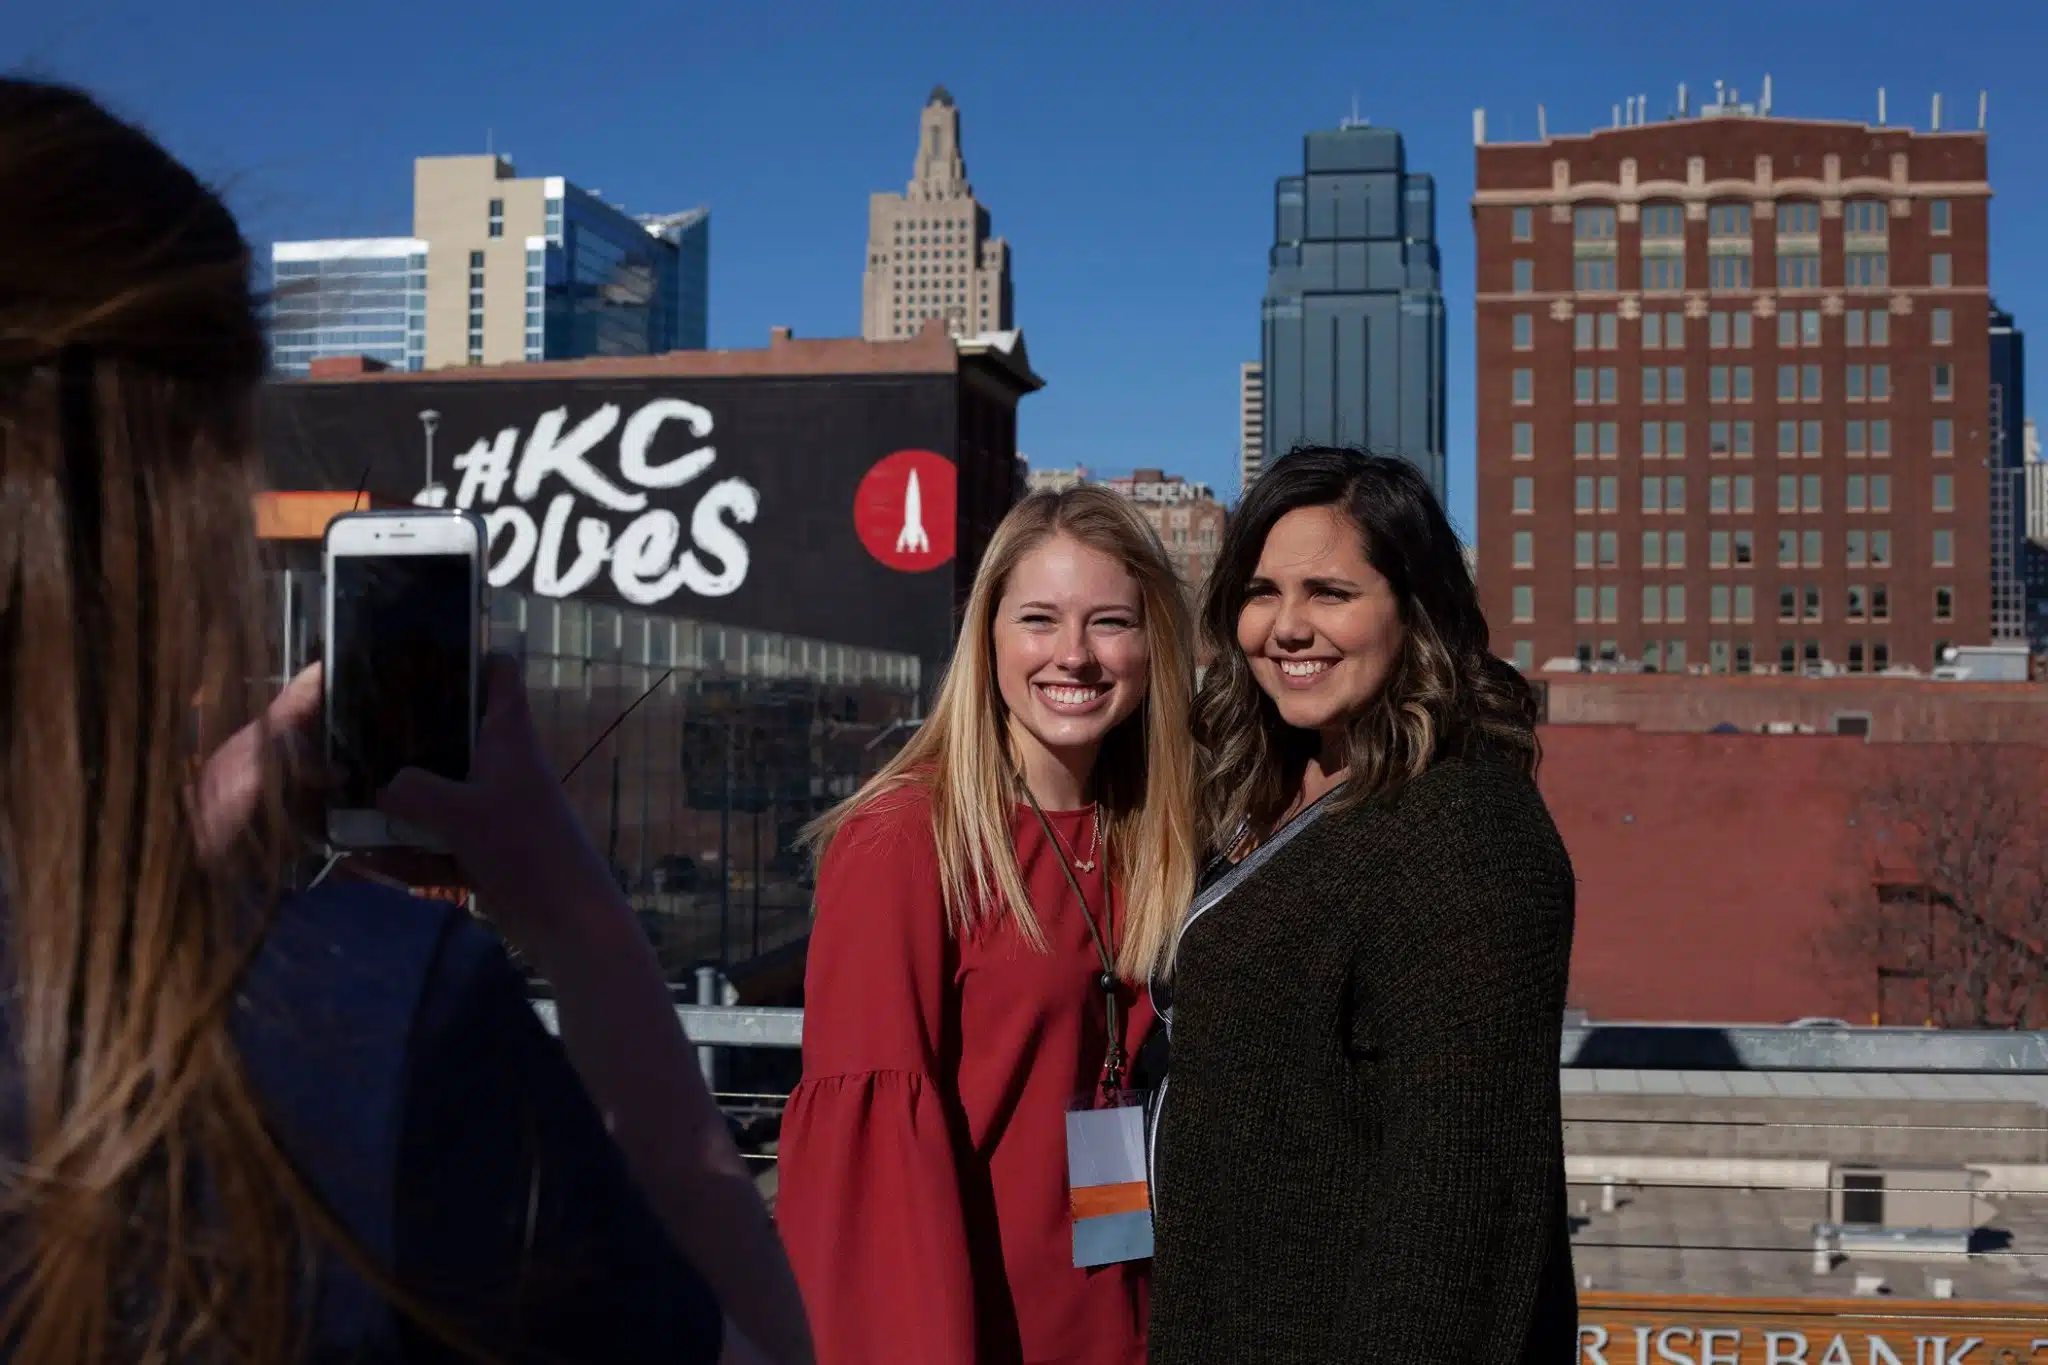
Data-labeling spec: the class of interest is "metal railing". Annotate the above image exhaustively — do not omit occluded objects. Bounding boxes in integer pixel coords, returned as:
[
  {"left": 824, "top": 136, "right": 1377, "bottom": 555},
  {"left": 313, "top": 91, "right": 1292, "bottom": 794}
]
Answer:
[{"left": 548, "top": 1008, "right": 2048, "bottom": 1313}]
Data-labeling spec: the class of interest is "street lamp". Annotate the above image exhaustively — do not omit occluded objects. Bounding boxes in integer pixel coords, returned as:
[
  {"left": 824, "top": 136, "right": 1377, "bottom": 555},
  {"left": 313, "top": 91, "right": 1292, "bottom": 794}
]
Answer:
[{"left": 417, "top": 409, "right": 443, "bottom": 505}]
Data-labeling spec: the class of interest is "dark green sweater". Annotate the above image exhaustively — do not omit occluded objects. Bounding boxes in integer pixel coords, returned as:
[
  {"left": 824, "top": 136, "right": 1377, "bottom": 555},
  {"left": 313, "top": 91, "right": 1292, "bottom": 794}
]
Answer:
[{"left": 1149, "top": 751, "right": 1579, "bottom": 1365}]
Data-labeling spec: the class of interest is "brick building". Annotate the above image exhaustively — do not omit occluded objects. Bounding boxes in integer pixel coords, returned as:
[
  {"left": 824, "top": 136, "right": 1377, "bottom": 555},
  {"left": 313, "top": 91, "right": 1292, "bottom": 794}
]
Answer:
[
  {"left": 1101, "top": 469, "right": 1227, "bottom": 592},
  {"left": 1536, "top": 671, "right": 2048, "bottom": 743},
  {"left": 1539, "top": 725, "right": 2048, "bottom": 1025},
  {"left": 1474, "top": 94, "right": 1992, "bottom": 679}
]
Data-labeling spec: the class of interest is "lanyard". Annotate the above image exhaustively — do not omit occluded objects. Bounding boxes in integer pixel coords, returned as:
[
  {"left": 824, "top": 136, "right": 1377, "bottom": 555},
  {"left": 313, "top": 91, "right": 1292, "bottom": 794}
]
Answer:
[{"left": 1019, "top": 780, "right": 1125, "bottom": 1099}]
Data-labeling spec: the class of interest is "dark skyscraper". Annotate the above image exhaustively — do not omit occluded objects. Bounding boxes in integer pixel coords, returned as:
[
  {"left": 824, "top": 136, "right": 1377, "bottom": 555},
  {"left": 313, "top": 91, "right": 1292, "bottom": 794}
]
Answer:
[
  {"left": 1990, "top": 302, "right": 2026, "bottom": 642},
  {"left": 1261, "top": 123, "right": 1447, "bottom": 502}
]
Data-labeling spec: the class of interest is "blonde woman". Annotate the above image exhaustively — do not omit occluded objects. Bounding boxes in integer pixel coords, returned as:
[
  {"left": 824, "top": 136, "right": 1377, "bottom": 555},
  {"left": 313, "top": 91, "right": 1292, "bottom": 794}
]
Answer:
[{"left": 777, "top": 487, "right": 1199, "bottom": 1365}]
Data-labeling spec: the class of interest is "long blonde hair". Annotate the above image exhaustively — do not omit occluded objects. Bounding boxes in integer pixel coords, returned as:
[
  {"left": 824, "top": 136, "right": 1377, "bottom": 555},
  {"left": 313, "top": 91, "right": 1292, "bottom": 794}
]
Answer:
[{"left": 808, "top": 486, "right": 1199, "bottom": 980}]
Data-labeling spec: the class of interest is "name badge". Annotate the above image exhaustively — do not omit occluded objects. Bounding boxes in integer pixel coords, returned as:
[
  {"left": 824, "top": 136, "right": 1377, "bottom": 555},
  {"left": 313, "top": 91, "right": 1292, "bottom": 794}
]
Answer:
[{"left": 1065, "top": 1098, "right": 1152, "bottom": 1268}]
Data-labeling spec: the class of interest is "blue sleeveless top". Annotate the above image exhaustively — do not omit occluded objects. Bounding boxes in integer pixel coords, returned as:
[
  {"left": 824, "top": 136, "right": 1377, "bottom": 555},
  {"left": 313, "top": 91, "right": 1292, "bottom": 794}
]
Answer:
[{"left": 228, "top": 881, "right": 725, "bottom": 1363}]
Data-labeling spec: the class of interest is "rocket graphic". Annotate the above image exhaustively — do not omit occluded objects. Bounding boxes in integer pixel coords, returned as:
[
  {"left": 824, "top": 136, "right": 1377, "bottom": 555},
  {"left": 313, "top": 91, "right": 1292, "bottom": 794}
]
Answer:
[{"left": 896, "top": 468, "right": 930, "bottom": 555}]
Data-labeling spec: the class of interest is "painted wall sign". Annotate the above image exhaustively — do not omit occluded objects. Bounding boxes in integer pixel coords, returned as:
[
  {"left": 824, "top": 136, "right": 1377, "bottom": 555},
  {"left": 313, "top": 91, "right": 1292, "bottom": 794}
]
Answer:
[
  {"left": 262, "top": 372, "right": 979, "bottom": 669},
  {"left": 854, "top": 449, "right": 957, "bottom": 573},
  {"left": 1578, "top": 1294, "right": 2048, "bottom": 1365}
]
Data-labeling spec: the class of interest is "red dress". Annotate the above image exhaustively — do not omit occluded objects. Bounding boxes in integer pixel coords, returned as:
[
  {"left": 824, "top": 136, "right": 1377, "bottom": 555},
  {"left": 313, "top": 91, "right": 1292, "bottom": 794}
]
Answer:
[{"left": 777, "top": 785, "right": 1154, "bottom": 1365}]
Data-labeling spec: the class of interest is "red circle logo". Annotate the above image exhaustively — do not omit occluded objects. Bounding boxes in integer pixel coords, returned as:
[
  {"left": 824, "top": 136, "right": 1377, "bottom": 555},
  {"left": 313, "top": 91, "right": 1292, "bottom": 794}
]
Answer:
[{"left": 854, "top": 449, "right": 957, "bottom": 573}]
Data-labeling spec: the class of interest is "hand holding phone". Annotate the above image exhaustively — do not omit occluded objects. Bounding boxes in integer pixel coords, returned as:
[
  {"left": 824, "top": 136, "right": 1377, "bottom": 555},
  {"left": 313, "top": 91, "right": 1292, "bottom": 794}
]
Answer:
[{"left": 322, "top": 510, "right": 486, "bottom": 852}]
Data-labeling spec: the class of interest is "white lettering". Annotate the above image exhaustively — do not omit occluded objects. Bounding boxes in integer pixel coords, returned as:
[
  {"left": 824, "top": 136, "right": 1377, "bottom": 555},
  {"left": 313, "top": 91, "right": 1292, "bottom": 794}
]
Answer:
[
  {"left": 1637, "top": 1327, "right": 1654, "bottom": 1365},
  {"left": 532, "top": 493, "right": 609, "bottom": 597},
  {"left": 415, "top": 398, "right": 758, "bottom": 607},
  {"left": 1823, "top": 1337, "right": 1855, "bottom": 1365},
  {"left": 1701, "top": 1331, "right": 1740, "bottom": 1365},
  {"left": 1657, "top": 1327, "right": 1697, "bottom": 1365},
  {"left": 486, "top": 506, "right": 539, "bottom": 586},
  {"left": 618, "top": 398, "right": 717, "bottom": 489},
  {"left": 1580, "top": 1327, "right": 1611, "bottom": 1365},
  {"left": 1919, "top": 1339, "right": 1982, "bottom": 1365},
  {"left": 1768, "top": 1332, "right": 1812, "bottom": 1365},
  {"left": 678, "top": 477, "right": 759, "bottom": 598},
  {"left": 1872, "top": 1338, "right": 1906, "bottom": 1365},
  {"left": 454, "top": 428, "right": 520, "bottom": 506},
  {"left": 513, "top": 405, "right": 645, "bottom": 512}
]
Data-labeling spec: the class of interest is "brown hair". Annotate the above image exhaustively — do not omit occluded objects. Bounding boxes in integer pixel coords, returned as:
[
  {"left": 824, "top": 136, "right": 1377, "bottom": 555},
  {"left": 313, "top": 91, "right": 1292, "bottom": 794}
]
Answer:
[
  {"left": 0, "top": 77, "right": 346, "bottom": 1363},
  {"left": 1196, "top": 447, "right": 1540, "bottom": 853},
  {"left": 806, "top": 486, "right": 1201, "bottom": 979}
]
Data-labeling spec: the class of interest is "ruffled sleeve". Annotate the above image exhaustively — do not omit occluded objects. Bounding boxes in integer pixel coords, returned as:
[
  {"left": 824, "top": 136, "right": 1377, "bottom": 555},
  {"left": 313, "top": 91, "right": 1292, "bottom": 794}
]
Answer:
[{"left": 775, "top": 791, "right": 979, "bottom": 1365}]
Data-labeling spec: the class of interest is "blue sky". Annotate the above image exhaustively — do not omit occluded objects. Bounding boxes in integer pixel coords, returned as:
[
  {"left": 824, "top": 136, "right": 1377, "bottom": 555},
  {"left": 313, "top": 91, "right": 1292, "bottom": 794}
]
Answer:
[{"left": 10, "top": 0, "right": 2045, "bottom": 537}]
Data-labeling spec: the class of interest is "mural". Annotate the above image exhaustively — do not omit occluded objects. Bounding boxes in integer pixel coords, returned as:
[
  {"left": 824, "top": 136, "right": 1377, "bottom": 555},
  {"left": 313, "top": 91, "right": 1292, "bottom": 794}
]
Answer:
[{"left": 263, "top": 372, "right": 981, "bottom": 669}]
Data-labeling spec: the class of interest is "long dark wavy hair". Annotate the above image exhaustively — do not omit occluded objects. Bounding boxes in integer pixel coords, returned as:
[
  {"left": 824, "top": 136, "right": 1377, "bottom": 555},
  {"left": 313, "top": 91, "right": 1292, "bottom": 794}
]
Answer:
[{"left": 1194, "top": 446, "right": 1540, "bottom": 853}]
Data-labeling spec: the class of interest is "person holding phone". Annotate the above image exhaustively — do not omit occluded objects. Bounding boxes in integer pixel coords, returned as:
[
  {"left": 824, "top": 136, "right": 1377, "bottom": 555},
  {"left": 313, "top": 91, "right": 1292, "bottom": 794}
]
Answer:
[
  {"left": 1145, "top": 448, "right": 1578, "bottom": 1365},
  {"left": 776, "top": 487, "right": 1200, "bottom": 1365},
  {"left": 0, "top": 77, "right": 808, "bottom": 1365}
]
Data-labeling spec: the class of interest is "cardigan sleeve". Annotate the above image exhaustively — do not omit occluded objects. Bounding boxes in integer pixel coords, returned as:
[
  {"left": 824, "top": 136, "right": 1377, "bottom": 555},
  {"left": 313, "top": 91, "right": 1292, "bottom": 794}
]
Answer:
[
  {"left": 1335, "top": 771, "right": 1577, "bottom": 1365},
  {"left": 774, "top": 791, "right": 981, "bottom": 1365}
]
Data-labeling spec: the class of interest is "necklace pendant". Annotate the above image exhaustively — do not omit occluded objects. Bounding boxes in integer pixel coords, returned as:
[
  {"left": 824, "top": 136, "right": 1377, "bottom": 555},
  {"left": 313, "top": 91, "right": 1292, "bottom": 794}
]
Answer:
[{"left": 1075, "top": 859, "right": 1096, "bottom": 873}]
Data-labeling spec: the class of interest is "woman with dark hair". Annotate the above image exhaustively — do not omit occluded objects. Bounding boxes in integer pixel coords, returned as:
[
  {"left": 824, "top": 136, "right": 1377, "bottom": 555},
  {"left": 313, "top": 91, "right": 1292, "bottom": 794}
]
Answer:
[
  {"left": 1143, "top": 447, "right": 1578, "bottom": 1364},
  {"left": 0, "top": 77, "right": 807, "bottom": 1364}
]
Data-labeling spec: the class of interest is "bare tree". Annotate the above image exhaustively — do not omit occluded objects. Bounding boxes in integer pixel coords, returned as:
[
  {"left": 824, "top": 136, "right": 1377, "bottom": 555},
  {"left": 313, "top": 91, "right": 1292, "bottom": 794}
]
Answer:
[{"left": 1825, "top": 743, "right": 2048, "bottom": 1029}]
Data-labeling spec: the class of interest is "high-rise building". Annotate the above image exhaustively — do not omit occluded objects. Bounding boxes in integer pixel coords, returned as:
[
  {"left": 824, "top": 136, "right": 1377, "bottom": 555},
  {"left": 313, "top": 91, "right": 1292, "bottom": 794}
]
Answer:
[
  {"left": 1239, "top": 361, "right": 1265, "bottom": 493},
  {"left": 273, "top": 157, "right": 709, "bottom": 372},
  {"left": 1989, "top": 304, "right": 2027, "bottom": 642},
  {"left": 863, "top": 87, "right": 1014, "bottom": 341},
  {"left": 1103, "top": 470, "right": 1228, "bottom": 592},
  {"left": 1472, "top": 86, "right": 1992, "bottom": 677},
  {"left": 1260, "top": 123, "right": 1446, "bottom": 502},
  {"left": 268, "top": 239, "right": 427, "bottom": 376}
]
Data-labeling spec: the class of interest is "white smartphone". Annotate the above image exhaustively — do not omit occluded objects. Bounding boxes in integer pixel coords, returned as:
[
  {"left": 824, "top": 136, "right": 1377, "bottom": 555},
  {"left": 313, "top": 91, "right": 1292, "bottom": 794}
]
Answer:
[{"left": 322, "top": 509, "right": 487, "bottom": 851}]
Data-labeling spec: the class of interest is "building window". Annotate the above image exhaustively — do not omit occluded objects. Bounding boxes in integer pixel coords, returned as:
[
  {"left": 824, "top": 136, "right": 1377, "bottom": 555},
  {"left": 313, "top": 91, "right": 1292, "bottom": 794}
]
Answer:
[
  {"left": 487, "top": 198, "right": 504, "bottom": 238},
  {"left": 1777, "top": 474, "right": 1797, "bottom": 513},
  {"left": 1802, "top": 420, "right": 1822, "bottom": 457},
  {"left": 1574, "top": 206, "right": 1617, "bottom": 240},
  {"left": 1666, "top": 530, "right": 1685, "bottom": 568},
  {"left": 1575, "top": 315, "right": 1595, "bottom": 349},
  {"left": 1575, "top": 530, "right": 1595, "bottom": 567},
  {"left": 1708, "top": 203, "right": 1751, "bottom": 237},
  {"left": 1872, "top": 530, "right": 1892, "bottom": 567},
  {"left": 1512, "top": 585, "right": 1534, "bottom": 622},
  {"left": 1733, "top": 420, "right": 1753, "bottom": 456},
  {"left": 1933, "top": 529, "right": 1954, "bottom": 566},
  {"left": 1847, "top": 420, "right": 1867, "bottom": 457},
  {"left": 1931, "top": 309, "right": 1952, "bottom": 345},
  {"left": 1599, "top": 476, "right": 1618, "bottom": 513},
  {"left": 1847, "top": 529, "right": 1867, "bottom": 567},
  {"left": 1512, "top": 531, "right": 1534, "bottom": 568},
  {"left": 1513, "top": 477, "right": 1533, "bottom": 512},
  {"left": 1642, "top": 585, "right": 1663, "bottom": 623},
  {"left": 1846, "top": 473, "right": 1866, "bottom": 512},
  {"left": 1733, "top": 476, "right": 1753, "bottom": 513},
  {"left": 1600, "top": 314, "right": 1619, "bottom": 349},
  {"left": 1641, "top": 203, "right": 1685, "bottom": 238},
  {"left": 1642, "top": 369, "right": 1662, "bottom": 405},
  {"left": 1710, "top": 366, "right": 1729, "bottom": 402},
  {"left": 1804, "top": 529, "right": 1823, "bottom": 567},
  {"left": 1803, "top": 474, "right": 1823, "bottom": 512},
  {"left": 1600, "top": 422, "right": 1618, "bottom": 457},
  {"left": 1599, "top": 368, "right": 1617, "bottom": 403},
  {"left": 1598, "top": 531, "right": 1618, "bottom": 568},
  {"left": 1848, "top": 585, "right": 1867, "bottom": 620},
  {"left": 1599, "top": 585, "right": 1618, "bottom": 623},
  {"left": 1575, "top": 422, "right": 1595, "bottom": 458},
  {"left": 1514, "top": 369, "right": 1534, "bottom": 404},
  {"left": 1933, "top": 474, "right": 1954, "bottom": 512},
  {"left": 1777, "top": 420, "right": 1798, "bottom": 458},
  {"left": 1708, "top": 255, "right": 1751, "bottom": 291},
  {"left": 1803, "top": 365, "right": 1821, "bottom": 402},
  {"left": 1511, "top": 640, "right": 1534, "bottom": 670},
  {"left": 1642, "top": 477, "right": 1662, "bottom": 514},
  {"left": 1873, "top": 585, "right": 1891, "bottom": 621},
  {"left": 1932, "top": 364, "right": 1953, "bottom": 401},
  {"left": 1512, "top": 207, "right": 1534, "bottom": 241},
  {"left": 1844, "top": 252, "right": 1887, "bottom": 288},
  {"left": 1930, "top": 254, "right": 1953, "bottom": 287},
  {"left": 1665, "top": 422, "right": 1684, "bottom": 458},
  {"left": 1777, "top": 201, "right": 1820, "bottom": 235},
  {"left": 1513, "top": 314, "right": 1534, "bottom": 349},
  {"left": 1929, "top": 199, "right": 1952, "bottom": 235},
  {"left": 1778, "top": 366, "right": 1797, "bottom": 402},
  {"left": 1778, "top": 251, "right": 1820, "bottom": 289},
  {"left": 1573, "top": 369, "right": 1593, "bottom": 404},
  {"left": 1934, "top": 418, "right": 1953, "bottom": 457},
  {"left": 1869, "top": 310, "right": 1889, "bottom": 346},
  {"left": 1575, "top": 585, "right": 1594, "bottom": 623},
  {"left": 1574, "top": 476, "right": 1594, "bottom": 513},
  {"left": 1869, "top": 365, "right": 1889, "bottom": 401},
  {"left": 1512, "top": 422, "right": 1534, "bottom": 459},
  {"left": 1663, "top": 475, "right": 1685, "bottom": 513},
  {"left": 1733, "top": 367, "right": 1752, "bottom": 402},
  {"left": 1871, "top": 419, "right": 1890, "bottom": 457},
  {"left": 1843, "top": 199, "right": 1887, "bottom": 235},
  {"left": 1574, "top": 258, "right": 1617, "bottom": 292},
  {"left": 1644, "top": 529, "right": 1664, "bottom": 567},
  {"left": 1935, "top": 586, "right": 1956, "bottom": 623},
  {"left": 1778, "top": 586, "right": 1797, "bottom": 623},
  {"left": 1512, "top": 260, "right": 1534, "bottom": 294},
  {"left": 1710, "top": 475, "right": 1729, "bottom": 512},
  {"left": 1642, "top": 256, "right": 1684, "bottom": 292},
  {"left": 1778, "top": 530, "right": 1799, "bottom": 568}
]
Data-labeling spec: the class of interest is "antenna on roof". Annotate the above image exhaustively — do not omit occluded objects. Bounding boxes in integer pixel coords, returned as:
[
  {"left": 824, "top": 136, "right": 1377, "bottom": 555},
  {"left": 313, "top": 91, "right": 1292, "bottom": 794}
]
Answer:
[
  {"left": 1761, "top": 74, "right": 1773, "bottom": 115},
  {"left": 1537, "top": 104, "right": 1548, "bottom": 140},
  {"left": 1678, "top": 82, "right": 1688, "bottom": 117},
  {"left": 1878, "top": 87, "right": 1887, "bottom": 125},
  {"left": 1979, "top": 90, "right": 1988, "bottom": 130},
  {"left": 1932, "top": 92, "right": 1943, "bottom": 131}
]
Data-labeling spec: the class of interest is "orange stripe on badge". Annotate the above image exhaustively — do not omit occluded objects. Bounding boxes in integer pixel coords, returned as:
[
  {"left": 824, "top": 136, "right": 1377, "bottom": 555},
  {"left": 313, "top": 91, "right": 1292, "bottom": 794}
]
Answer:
[{"left": 1071, "top": 1181, "right": 1150, "bottom": 1221}]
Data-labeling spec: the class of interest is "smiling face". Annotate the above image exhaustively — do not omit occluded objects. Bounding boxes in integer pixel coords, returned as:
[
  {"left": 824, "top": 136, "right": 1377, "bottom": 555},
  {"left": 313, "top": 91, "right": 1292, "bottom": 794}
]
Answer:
[
  {"left": 1235, "top": 504, "right": 1406, "bottom": 740},
  {"left": 992, "top": 533, "right": 1151, "bottom": 791}
]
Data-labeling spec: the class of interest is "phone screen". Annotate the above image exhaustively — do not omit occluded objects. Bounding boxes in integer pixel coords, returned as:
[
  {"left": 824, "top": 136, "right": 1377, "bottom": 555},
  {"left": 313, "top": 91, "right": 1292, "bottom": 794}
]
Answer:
[{"left": 329, "top": 553, "right": 474, "bottom": 807}]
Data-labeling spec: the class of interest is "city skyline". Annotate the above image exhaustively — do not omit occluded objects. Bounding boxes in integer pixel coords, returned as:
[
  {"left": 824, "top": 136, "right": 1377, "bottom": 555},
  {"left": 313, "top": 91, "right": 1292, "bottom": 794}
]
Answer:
[{"left": 16, "top": 0, "right": 2048, "bottom": 538}]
